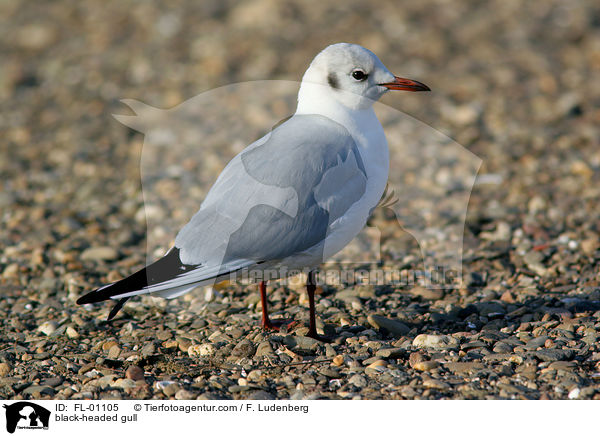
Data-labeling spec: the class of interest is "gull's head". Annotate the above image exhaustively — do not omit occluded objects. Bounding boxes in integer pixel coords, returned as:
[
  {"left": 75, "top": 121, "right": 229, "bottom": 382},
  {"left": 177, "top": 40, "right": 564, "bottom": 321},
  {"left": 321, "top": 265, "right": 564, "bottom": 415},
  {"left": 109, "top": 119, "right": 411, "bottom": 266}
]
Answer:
[{"left": 298, "top": 43, "right": 429, "bottom": 112}]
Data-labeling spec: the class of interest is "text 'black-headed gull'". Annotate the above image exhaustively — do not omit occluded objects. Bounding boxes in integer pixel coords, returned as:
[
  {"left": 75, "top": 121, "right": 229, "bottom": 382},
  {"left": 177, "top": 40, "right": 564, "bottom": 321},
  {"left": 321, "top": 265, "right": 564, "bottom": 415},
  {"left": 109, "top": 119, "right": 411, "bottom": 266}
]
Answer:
[{"left": 77, "top": 43, "right": 430, "bottom": 340}]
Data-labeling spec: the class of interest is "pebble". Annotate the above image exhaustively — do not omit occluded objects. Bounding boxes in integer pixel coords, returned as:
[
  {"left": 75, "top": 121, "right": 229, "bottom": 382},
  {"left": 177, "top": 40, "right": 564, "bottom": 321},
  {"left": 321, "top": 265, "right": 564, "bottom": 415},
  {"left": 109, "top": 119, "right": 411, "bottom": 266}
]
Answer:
[
  {"left": 107, "top": 345, "right": 121, "bottom": 360},
  {"left": 125, "top": 365, "right": 145, "bottom": 381},
  {"left": 535, "top": 349, "right": 573, "bottom": 362},
  {"left": 175, "top": 389, "right": 197, "bottom": 400},
  {"left": 366, "top": 360, "right": 388, "bottom": 372},
  {"left": 367, "top": 314, "right": 409, "bottom": 336},
  {"left": 23, "top": 385, "right": 55, "bottom": 396},
  {"left": 413, "top": 334, "right": 459, "bottom": 350},
  {"left": 230, "top": 340, "right": 255, "bottom": 359},
  {"left": 176, "top": 337, "right": 192, "bottom": 352},
  {"left": 140, "top": 343, "right": 155, "bottom": 357},
  {"left": 37, "top": 321, "right": 58, "bottom": 336},
  {"left": 410, "top": 287, "right": 444, "bottom": 300},
  {"left": 423, "top": 379, "right": 450, "bottom": 390},
  {"left": 568, "top": 387, "right": 580, "bottom": 400},
  {"left": 43, "top": 376, "right": 63, "bottom": 387},
  {"left": 188, "top": 344, "right": 215, "bottom": 357},
  {"left": 413, "top": 361, "right": 440, "bottom": 371},
  {"left": 375, "top": 348, "right": 404, "bottom": 359},
  {"left": 65, "top": 326, "right": 79, "bottom": 339},
  {"left": 283, "top": 335, "right": 320, "bottom": 352},
  {"left": 255, "top": 341, "right": 274, "bottom": 357},
  {"left": 2, "top": 263, "right": 19, "bottom": 279},
  {"left": 332, "top": 355, "right": 344, "bottom": 367},
  {"left": 81, "top": 246, "right": 119, "bottom": 262},
  {"left": 444, "top": 362, "right": 484, "bottom": 374},
  {"left": 0, "top": 363, "right": 11, "bottom": 377},
  {"left": 111, "top": 378, "right": 136, "bottom": 390},
  {"left": 493, "top": 342, "right": 513, "bottom": 353},
  {"left": 349, "top": 374, "right": 367, "bottom": 388}
]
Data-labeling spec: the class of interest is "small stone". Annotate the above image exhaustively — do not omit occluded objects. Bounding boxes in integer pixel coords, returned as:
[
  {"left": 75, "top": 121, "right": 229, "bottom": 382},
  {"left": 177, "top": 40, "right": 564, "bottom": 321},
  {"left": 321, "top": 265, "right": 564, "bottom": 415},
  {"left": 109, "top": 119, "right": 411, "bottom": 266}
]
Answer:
[
  {"left": 102, "top": 340, "right": 119, "bottom": 351},
  {"left": 508, "top": 355, "right": 523, "bottom": 365},
  {"left": 247, "top": 390, "right": 275, "bottom": 400},
  {"left": 525, "top": 336, "right": 549, "bottom": 350},
  {"left": 493, "top": 342, "right": 513, "bottom": 353},
  {"left": 42, "top": 376, "right": 63, "bottom": 387},
  {"left": 410, "top": 287, "right": 444, "bottom": 300},
  {"left": 188, "top": 344, "right": 215, "bottom": 357},
  {"left": 549, "top": 361, "right": 576, "bottom": 371},
  {"left": 37, "top": 321, "right": 58, "bottom": 336},
  {"left": 247, "top": 370, "right": 263, "bottom": 382},
  {"left": 366, "top": 359, "right": 388, "bottom": 370},
  {"left": 125, "top": 365, "right": 144, "bottom": 381},
  {"left": 581, "top": 238, "right": 599, "bottom": 255},
  {"left": 444, "top": 362, "right": 484, "bottom": 374},
  {"left": 163, "top": 339, "right": 179, "bottom": 349},
  {"left": 568, "top": 387, "right": 580, "bottom": 399},
  {"left": 413, "top": 361, "right": 439, "bottom": 371},
  {"left": 175, "top": 389, "right": 197, "bottom": 400},
  {"left": 255, "top": 341, "right": 274, "bottom": 357},
  {"left": 140, "top": 343, "right": 155, "bottom": 357},
  {"left": 23, "top": 385, "right": 55, "bottom": 396},
  {"left": 500, "top": 291, "right": 516, "bottom": 304},
  {"left": 413, "top": 334, "right": 459, "bottom": 350},
  {"left": 367, "top": 314, "right": 409, "bottom": 336},
  {"left": 423, "top": 379, "right": 450, "bottom": 390},
  {"left": 349, "top": 374, "right": 367, "bottom": 388},
  {"left": 528, "top": 196, "right": 546, "bottom": 214},
  {"left": 81, "top": 246, "right": 119, "bottom": 262},
  {"left": 375, "top": 348, "right": 404, "bottom": 359},
  {"left": 2, "top": 263, "right": 19, "bottom": 278},
  {"left": 107, "top": 345, "right": 121, "bottom": 359},
  {"left": 409, "top": 351, "right": 425, "bottom": 367},
  {"left": 231, "top": 340, "right": 255, "bottom": 359},
  {"left": 176, "top": 337, "right": 192, "bottom": 352},
  {"left": 162, "top": 383, "right": 180, "bottom": 397},
  {"left": 0, "top": 363, "right": 11, "bottom": 377},
  {"left": 319, "top": 367, "right": 341, "bottom": 378},
  {"left": 111, "top": 378, "right": 136, "bottom": 390},
  {"left": 535, "top": 349, "right": 574, "bottom": 362},
  {"left": 283, "top": 335, "right": 320, "bottom": 352},
  {"left": 332, "top": 355, "right": 344, "bottom": 366},
  {"left": 65, "top": 326, "right": 79, "bottom": 339},
  {"left": 95, "top": 375, "right": 116, "bottom": 389}
]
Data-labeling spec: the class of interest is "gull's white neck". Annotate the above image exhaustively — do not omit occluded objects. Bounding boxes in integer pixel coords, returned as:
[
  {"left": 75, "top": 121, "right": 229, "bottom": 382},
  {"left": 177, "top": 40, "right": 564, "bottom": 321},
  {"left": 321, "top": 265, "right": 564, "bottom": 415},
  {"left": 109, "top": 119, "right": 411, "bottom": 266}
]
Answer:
[
  {"left": 295, "top": 82, "right": 385, "bottom": 150},
  {"left": 295, "top": 81, "right": 390, "bottom": 213}
]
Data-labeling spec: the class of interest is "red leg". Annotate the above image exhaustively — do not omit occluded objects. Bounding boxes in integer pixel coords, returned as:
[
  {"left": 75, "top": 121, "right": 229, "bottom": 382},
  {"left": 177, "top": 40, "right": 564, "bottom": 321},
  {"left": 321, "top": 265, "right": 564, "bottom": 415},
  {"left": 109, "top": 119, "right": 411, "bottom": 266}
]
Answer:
[
  {"left": 306, "top": 271, "right": 320, "bottom": 340},
  {"left": 260, "top": 280, "right": 275, "bottom": 330},
  {"left": 260, "top": 280, "right": 297, "bottom": 332}
]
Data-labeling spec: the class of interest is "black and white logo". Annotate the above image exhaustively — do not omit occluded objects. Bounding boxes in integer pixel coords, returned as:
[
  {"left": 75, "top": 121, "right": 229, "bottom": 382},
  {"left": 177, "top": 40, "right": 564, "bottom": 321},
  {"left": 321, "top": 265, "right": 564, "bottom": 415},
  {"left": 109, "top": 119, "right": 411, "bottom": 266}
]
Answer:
[{"left": 2, "top": 402, "right": 50, "bottom": 434}]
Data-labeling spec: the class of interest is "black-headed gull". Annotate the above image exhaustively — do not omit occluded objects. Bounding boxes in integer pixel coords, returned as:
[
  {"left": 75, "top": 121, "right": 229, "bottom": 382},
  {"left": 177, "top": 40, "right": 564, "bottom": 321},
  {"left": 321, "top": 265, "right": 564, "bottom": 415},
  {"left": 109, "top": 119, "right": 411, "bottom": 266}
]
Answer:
[{"left": 77, "top": 43, "right": 429, "bottom": 340}]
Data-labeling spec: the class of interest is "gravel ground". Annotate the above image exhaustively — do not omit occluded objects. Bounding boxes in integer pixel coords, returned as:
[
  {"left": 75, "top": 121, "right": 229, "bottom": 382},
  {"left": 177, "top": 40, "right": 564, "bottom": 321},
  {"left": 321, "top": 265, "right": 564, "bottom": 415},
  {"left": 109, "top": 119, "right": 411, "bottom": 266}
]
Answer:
[{"left": 1, "top": 0, "right": 600, "bottom": 400}]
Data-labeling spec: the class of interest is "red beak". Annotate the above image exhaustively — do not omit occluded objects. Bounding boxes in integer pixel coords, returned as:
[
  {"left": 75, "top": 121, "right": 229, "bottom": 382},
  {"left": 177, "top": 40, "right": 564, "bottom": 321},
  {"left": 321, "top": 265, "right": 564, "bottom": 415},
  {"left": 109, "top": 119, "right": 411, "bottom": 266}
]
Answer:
[{"left": 379, "top": 76, "right": 430, "bottom": 92}]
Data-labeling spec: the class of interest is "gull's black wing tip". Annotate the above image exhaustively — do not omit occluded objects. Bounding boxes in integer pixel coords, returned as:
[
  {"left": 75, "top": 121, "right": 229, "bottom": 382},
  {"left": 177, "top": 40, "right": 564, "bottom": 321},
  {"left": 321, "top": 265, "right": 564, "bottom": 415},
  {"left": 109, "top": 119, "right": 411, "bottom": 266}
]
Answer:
[{"left": 76, "top": 247, "right": 191, "bottom": 306}]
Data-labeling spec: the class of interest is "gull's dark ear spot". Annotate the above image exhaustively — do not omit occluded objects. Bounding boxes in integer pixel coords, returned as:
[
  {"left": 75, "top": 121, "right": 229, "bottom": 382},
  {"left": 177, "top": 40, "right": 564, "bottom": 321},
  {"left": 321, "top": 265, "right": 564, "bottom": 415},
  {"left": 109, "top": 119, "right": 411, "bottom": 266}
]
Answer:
[{"left": 327, "top": 72, "right": 339, "bottom": 90}]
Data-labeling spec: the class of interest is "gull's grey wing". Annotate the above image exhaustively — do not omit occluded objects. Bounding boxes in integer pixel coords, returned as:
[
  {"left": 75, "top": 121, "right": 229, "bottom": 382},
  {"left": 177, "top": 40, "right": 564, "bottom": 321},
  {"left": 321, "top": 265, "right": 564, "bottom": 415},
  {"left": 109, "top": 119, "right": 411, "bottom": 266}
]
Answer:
[
  {"left": 175, "top": 114, "right": 367, "bottom": 267},
  {"left": 78, "top": 114, "right": 369, "bottom": 305}
]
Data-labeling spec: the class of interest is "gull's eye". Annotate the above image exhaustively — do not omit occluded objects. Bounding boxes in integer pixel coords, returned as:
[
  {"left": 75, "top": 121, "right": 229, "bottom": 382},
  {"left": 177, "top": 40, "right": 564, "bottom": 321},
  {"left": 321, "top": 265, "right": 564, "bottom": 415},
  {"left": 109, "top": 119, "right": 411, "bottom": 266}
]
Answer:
[{"left": 352, "top": 70, "right": 368, "bottom": 81}]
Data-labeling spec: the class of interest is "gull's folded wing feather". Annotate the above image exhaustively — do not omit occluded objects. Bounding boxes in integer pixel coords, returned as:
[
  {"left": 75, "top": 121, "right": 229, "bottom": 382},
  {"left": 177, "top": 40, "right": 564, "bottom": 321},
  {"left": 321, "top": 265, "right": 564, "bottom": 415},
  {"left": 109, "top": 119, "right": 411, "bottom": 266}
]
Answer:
[
  {"left": 176, "top": 114, "right": 367, "bottom": 266},
  {"left": 77, "top": 114, "right": 368, "bottom": 308}
]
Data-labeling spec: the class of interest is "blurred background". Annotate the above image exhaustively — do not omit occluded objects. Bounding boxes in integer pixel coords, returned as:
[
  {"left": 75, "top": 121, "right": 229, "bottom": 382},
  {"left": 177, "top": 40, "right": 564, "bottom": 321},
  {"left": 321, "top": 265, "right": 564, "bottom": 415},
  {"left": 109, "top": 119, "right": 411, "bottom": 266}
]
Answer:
[
  {"left": 1, "top": 0, "right": 599, "bottom": 291},
  {"left": 1, "top": 0, "right": 598, "bottom": 251}
]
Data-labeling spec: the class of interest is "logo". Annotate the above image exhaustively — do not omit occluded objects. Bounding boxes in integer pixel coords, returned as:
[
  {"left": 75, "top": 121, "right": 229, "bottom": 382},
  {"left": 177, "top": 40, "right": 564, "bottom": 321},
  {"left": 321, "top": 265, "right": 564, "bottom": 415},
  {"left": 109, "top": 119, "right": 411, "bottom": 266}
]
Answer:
[{"left": 3, "top": 402, "right": 50, "bottom": 434}]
